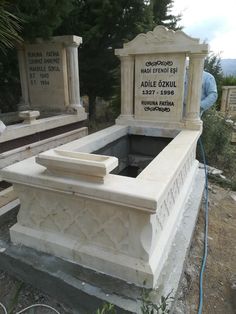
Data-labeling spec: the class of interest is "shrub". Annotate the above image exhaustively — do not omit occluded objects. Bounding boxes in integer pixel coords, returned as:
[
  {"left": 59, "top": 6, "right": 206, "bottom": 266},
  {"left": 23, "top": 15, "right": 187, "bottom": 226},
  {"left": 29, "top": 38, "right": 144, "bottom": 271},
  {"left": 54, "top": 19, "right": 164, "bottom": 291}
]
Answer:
[
  {"left": 198, "top": 108, "right": 236, "bottom": 186},
  {"left": 221, "top": 75, "right": 236, "bottom": 86}
]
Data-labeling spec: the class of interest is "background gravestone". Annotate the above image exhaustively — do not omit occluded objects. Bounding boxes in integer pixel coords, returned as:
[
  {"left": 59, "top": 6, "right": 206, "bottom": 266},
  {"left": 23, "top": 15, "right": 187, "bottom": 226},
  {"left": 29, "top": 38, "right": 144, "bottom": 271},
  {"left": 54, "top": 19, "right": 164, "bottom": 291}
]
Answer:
[
  {"left": 17, "top": 36, "right": 84, "bottom": 115},
  {"left": 25, "top": 43, "right": 68, "bottom": 111},
  {"left": 221, "top": 86, "right": 236, "bottom": 118}
]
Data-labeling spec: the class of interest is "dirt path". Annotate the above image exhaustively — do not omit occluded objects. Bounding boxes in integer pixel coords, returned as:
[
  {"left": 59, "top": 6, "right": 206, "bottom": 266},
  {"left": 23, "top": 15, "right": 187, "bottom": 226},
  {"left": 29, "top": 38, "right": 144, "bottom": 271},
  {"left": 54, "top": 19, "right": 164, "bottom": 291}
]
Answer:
[{"left": 175, "top": 183, "right": 236, "bottom": 314}]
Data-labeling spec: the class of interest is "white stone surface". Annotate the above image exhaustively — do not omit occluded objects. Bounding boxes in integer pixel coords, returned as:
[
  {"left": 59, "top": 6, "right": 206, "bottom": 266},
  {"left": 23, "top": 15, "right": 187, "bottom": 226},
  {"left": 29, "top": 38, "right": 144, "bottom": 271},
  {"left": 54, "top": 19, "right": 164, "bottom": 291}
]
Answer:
[
  {"left": 134, "top": 53, "right": 185, "bottom": 122},
  {"left": 0, "top": 114, "right": 87, "bottom": 144},
  {"left": 19, "top": 110, "right": 40, "bottom": 124},
  {"left": 36, "top": 149, "right": 118, "bottom": 182},
  {"left": 0, "top": 199, "right": 20, "bottom": 217},
  {"left": 25, "top": 42, "right": 69, "bottom": 112},
  {"left": 1, "top": 125, "right": 201, "bottom": 288},
  {"left": 0, "top": 121, "right": 6, "bottom": 135},
  {"left": 0, "top": 127, "right": 88, "bottom": 169},
  {"left": 0, "top": 26, "right": 205, "bottom": 294},
  {"left": 60, "top": 125, "right": 128, "bottom": 153}
]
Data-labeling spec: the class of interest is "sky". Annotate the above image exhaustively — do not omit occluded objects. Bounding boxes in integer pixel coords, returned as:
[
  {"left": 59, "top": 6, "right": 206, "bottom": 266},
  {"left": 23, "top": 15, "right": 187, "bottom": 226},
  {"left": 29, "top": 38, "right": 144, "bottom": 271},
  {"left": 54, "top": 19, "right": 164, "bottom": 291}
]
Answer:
[{"left": 170, "top": 0, "right": 236, "bottom": 59}]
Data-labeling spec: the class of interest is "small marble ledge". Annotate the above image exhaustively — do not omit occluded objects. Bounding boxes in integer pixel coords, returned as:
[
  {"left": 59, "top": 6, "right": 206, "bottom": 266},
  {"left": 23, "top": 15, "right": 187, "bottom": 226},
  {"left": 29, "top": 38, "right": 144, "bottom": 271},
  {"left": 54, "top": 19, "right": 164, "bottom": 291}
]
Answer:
[
  {"left": 36, "top": 149, "right": 118, "bottom": 183},
  {"left": 19, "top": 110, "right": 40, "bottom": 124}
]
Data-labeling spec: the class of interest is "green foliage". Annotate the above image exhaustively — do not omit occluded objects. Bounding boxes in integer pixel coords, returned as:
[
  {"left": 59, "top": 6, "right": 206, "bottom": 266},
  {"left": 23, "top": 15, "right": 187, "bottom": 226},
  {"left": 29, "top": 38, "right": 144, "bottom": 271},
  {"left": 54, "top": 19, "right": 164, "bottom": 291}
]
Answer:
[
  {"left": 204, "top": 53, "right": 224, "bottom": 108},
  {"left": 8, "top": 281, "right": 24, "bottom": 314},
  {"left": 221, "top": 75, "right": 236, "bottom": 86},
  {"left": 0, "top": 0, "right": 74, "bottom": 113},
  {"left": 151, "top": 0, "right": 181, "bottom": 30},
  {"left": 95, "top": 303, "right": 116, "bottom": 314},
  {"left": 56, "top": 0, "right": 181, "bottom": 119},
  {"left": 0, "top": 48, "right": 21, "bottom": 113},
  {"left": 0, "top": 0, "right": 181, "bottom": 115},
  {"left": 56, "top": 0, "right": 154, "bottom": 118},
  {"left": 12, "top": 0, "right": 74, "bottom": 40},
  {"left": 141, "top": 289, "right": 173, "bottom": 314},
  {"left": 199, "top": 108, "right": 236, "bottom": 186},
  {"left": 0, "top": 1, "right": 22, "bottom": 53},
  {"left": 204, "top": 53, "right": 223, "bottom": 82}
]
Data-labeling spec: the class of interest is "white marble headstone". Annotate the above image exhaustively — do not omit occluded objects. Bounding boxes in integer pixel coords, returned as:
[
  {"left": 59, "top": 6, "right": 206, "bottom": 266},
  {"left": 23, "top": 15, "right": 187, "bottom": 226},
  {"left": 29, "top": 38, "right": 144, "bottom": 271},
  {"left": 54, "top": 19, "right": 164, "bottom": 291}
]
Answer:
[
  {"left": 134, "top": 53, "right": 185, "bottom": 121},
  {"left": 17, "top": 36, "right": 83, "bottom": 114},
  {"left": 25, "top": 43, "right": 69, "bottom": 111},
  {"left": 115, "top": 26, "right": 209, "bottom": 129}
]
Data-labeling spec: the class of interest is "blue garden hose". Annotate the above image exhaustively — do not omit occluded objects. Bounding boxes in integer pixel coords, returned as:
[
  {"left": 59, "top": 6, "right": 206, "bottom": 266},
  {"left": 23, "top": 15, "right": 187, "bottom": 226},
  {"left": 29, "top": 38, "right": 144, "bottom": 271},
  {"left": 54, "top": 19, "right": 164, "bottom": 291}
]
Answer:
[{"left": 198, "top": 137, "right": 209, "bottom": 314}]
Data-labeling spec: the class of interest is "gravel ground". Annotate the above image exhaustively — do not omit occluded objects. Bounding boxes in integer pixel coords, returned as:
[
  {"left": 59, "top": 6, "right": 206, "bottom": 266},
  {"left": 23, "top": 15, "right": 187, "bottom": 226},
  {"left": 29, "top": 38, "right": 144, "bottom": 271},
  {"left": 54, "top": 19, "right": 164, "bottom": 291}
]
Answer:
[{"left": 0, "top": 269, "right": 71, "bottom": 314}]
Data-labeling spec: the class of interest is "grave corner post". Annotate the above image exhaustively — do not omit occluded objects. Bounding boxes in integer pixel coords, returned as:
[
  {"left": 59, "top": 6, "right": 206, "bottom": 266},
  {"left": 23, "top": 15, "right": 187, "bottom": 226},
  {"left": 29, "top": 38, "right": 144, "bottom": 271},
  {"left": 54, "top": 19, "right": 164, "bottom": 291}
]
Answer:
[
  {"left": 185, "top": 52, "right": 206, "bottom": 130},
  {"left": 16, "top": 44, "right": 31, "bottom": 111},
  {"left": 118, "top": 54, "right": 134, "bottom": 120},
  {"left": 65, "top": 37, "right": 85, "bottom": 116}
]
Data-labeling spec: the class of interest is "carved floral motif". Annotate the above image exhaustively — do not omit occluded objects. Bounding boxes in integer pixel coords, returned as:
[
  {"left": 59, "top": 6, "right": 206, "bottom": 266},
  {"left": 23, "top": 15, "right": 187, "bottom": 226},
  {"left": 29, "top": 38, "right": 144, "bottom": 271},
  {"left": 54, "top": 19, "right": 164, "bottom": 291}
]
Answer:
[
  {"left": 155, "top": 146, "right": 195, "bottom": 229},
  {"left": 124, "top": 25, "right": 199, "bottom": 49},
  {"left": 16, "top": 186, "right": 131, "bottom": 254}
]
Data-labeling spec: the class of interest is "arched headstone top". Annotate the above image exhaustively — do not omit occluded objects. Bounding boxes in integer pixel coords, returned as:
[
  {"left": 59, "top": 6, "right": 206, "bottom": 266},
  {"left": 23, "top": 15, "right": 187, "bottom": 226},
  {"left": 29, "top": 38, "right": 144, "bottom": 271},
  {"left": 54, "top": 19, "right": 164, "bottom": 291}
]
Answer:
[{"left": 115, "top": 26, "right": 208, "bottom": 56}]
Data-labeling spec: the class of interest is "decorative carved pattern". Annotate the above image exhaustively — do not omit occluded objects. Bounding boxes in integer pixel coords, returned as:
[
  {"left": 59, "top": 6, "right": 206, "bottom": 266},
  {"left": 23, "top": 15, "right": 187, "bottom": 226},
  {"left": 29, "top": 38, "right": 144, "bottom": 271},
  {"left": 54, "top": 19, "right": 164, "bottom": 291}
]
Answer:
[
  {"left": 17, "top": 187, "right": 131, "bottom": 254},
  {"left": 155, "top": 146, "right": 196, "bottom": 228},
  {"left": 124, "top": 25, "right": 199, "bottom": 49},
  {"left": 14, "top": 142, "right": 197, "bottom": 262}
]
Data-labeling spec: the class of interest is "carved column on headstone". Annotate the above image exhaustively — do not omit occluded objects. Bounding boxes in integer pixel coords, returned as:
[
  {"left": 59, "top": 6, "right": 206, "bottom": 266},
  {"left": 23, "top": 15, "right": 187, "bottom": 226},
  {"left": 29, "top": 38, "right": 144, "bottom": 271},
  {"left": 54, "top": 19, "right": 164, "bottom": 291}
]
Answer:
[
  {"left": 17, "top": 45, "right": 30, "bottom": 111},
  {"left": 185, "top": 53, "right": 206, "bottom": 128},
  {"left": 65, "top": 42, "right": 83, "bottom": 114},
  {"left": 119, "top": 55, "right": 134, "bottom": 119}
]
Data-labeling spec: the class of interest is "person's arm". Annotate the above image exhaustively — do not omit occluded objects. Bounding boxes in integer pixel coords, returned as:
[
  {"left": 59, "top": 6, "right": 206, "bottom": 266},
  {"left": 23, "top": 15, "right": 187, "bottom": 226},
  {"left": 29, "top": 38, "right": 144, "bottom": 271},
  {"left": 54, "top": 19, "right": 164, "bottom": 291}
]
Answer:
[{"left": 200, "top": 75, "right": 218, "bottom": 112}]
